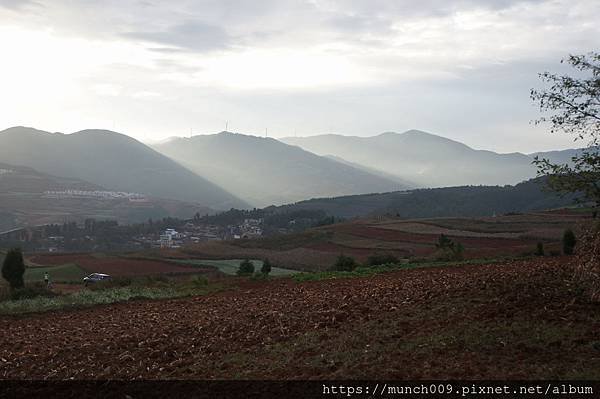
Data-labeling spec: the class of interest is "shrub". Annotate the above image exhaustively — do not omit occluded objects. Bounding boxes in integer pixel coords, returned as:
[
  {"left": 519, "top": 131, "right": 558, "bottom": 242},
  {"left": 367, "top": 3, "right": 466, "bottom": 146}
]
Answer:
[
  {"left": 191, "top": 276, "right": 208, "bottom": 286},
  {"left": 575, "top": 224, "right": 600, "bottom": 301},
  {"left": 563, "top": 229, "right": 577, "bottom": 255},
  {"left": 330, "top": 255, "right": 358, "bottom": 271},
  {"left": 237, "top": 259, "right": 255, "bottom": 276},
  {"left": 535, "top": 242, "right": 545, "bottom": 256},
  {"left": 261, "top": 258, "right": 272, "bottom": 275},
  {"left": 366, "top": 253, "right": 399, "bottom": 267},
  {"left": 10, "top": 283, "right": 57, "bottom": 300},
  {"left": 2, "top": 248, "right": 25, "bottom": 289},
  {"left": 434, "top": 235, "right": 464, "bottom": 261},
  {"left": 88, "top": 277, "right": 133, "bottom": 291}
]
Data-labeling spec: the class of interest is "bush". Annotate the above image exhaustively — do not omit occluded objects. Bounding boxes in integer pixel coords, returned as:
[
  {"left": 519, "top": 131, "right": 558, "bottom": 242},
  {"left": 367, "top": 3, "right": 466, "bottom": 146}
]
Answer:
[
  {"left": 2, "top": 248, "right": 25, "bottom": 289},
  {"left": 88, "top": 277, "right": 133, "bottom": 291},
  {"left": 433, "top": 235, "right": 464, "bottom": 261},
  {"left": 563, "top": 229, "right": 577, "bottom": 255},
  {"left": 10, "top": 283, "right": 57, "bottom": 300},
  {"left": 191, "top": 276, "right": 208, "bottom": 286},
  {"left": 366, "top": 253, "right": 399, "bottom": 267},
  {"left": 261, "top": 258, "right": 272, "bottom": 275},
  {"left": 575, "top": 224, "right": 600, "bottom": 301},
  {"left": 237, "top": 259, "right": 255, "bottom": 276},
  {"left": 330, "top": 255, "right": 358, "bottom": 271},
  {"left": 535, "top": 242, "right": 545, "bottom": 256}
]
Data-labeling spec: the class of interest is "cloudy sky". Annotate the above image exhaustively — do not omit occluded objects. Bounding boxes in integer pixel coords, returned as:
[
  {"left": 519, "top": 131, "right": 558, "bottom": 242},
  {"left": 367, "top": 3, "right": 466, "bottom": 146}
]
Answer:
[{"left": 0, "top": 0, "right": 597, "bottom": 152}]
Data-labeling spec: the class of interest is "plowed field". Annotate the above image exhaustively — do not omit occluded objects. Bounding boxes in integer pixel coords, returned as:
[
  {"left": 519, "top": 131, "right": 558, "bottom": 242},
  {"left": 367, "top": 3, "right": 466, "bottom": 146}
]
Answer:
[
  {"left": 1, "top": 257, "right": 599, "bottom": 380},
  {"left": 28, "top": 254, "right": 206, "bottom": 276}
]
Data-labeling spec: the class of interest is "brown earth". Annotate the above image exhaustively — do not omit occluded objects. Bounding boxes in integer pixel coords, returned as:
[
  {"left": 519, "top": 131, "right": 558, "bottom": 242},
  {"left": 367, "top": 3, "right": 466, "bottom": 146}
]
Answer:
[
  {"left": 29, "top": 253, "right": 207, "bottom": 276},
  {"left": 1, "top": 256, "right": 599, "bottom": 380}
]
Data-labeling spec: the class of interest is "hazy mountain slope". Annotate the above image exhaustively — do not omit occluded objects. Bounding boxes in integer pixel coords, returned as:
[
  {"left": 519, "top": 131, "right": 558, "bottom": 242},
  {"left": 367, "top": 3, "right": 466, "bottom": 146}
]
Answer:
[
  {"left": 0, "top": 162, "right": 103, "bottom": 193},
  {"left": 529, "top": 147, "right": 595, "bottom": 166},
  {"left": 0, "top": 127, "right": 246, "bottom": 210},
  {"left": 324, "top": 154, "right": 418, "bottom": 187},
  {"left": 0, "top": 161, "right": 214, "bottom": 228},
  {"left": 153, "top": 132, "right": 406, "bottom": 207},
  {"left": 282, "top": 130, "right": 538, "bottom": 187},
  {"left": 276, "top": 177, "right": 576, "bottom": 219}
]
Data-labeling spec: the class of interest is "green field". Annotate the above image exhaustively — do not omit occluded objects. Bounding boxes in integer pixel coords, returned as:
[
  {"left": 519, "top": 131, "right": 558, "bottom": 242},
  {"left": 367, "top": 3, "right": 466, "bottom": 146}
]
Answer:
[
  {"left": 24, "top": 263, "right": 88, "bottom": 283},
  {"left": 178, "top": 259, "right": 298, "bottom": 276}
]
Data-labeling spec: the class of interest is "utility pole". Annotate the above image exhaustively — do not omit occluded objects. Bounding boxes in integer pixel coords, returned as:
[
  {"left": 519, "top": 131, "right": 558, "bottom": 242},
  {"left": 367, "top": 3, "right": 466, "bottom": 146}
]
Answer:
[
  {"left": 225, "top": 121, "right": 228, "bottom": 132},
  {"left": 265, "top": 128, "right": 268, "bottom": 137}
]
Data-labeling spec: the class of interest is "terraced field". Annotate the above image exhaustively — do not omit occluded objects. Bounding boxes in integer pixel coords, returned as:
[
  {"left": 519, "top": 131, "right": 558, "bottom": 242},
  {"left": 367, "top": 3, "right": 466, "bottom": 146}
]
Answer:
[{"left": 177, "top": 210, "right": 588, "bottom": 270}]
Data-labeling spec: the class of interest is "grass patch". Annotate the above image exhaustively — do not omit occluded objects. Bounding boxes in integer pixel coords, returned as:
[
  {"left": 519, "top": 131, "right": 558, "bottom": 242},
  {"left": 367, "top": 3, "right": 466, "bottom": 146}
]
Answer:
[
  {"left": 24, "top": 263, "right": 88, "bottom": 283},
  {"left": 177, "top": 259, "right": 298, "bottom": 276},
  {"left": 0, "top": 277, "right": 221, "bottom": 315},
  {"left": 292, "top": 257, "right": 516, "bottom": 282}
]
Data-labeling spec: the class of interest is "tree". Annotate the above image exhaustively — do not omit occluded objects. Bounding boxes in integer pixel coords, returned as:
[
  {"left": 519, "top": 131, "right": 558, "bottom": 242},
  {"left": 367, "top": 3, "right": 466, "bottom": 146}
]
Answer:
[
  {"left": 563, "top": 229, "right": 577, "bottom": 255},
  {"left": 531, "top": 52, "right": 600, "bottom": 207},
  {"left": 434, "top": 234, "right": 464, "bottom": 261},
  {"left": 261, "top": 258, "right": 272, "bottom": 275},
  {"left": 331, "top": 254, "right": 357, "bottom": 271},
  {"left": 535, "top": 242, "right": 545, "bottom": 256},
  {"left": 237, "top": 259, "right": 254, "bottom": 276},
  {"left": 2, "top": 248, "right": 25, "bottom": 289}
]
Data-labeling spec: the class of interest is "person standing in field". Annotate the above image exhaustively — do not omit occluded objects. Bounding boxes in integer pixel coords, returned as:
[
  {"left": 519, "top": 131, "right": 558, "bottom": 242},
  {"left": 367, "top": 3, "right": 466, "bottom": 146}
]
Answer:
[{"left": 44, "top": 272, "right": 49, "bottom": 287}]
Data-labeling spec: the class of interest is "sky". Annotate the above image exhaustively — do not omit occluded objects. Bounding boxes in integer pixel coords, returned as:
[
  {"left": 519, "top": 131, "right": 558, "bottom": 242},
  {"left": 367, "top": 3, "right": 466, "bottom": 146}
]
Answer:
[{"left": 0, "top": 0, "right": 598, "bottom": 153}]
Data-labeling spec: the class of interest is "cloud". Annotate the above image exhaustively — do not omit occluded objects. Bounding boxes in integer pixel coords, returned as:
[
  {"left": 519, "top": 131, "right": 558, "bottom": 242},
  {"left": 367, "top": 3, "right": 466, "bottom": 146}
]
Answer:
[
  {"left": 0, "top": 0, "right": 598, "bottom": 152},
  {"left": 0, "top": 0, "right": 40, "bottom": 10},
  {"left": 122, "top": 20, "right": 232, "bottom": 52}
]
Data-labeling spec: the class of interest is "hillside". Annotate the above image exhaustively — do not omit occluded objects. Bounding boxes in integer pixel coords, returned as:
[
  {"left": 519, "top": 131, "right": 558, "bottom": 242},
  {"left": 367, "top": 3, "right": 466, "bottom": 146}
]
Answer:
[
  {"left": 0, "top": 127, "right": 246, "bottom": 210},
  {"left": 275, "top": 178, "right": 576, "bottom": 219},
  {"left": 0, "top": 162, "right": 102, "bottom": 193},
  {"left": 529, "top": 147, "right": 597, "bottom": 166},
  {"left": 282, "top": 130, "right": 537, "bottom": 187},
  {"left": 153, "top": 132, "right": 406, "bottom": 207},
  {"left": 0, "top": 162, "right": 212, "bottom": 229}
]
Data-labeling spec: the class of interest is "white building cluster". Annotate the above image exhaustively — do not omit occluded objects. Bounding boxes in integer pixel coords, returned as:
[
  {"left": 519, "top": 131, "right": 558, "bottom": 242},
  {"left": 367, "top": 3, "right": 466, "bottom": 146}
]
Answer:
[{"left": 43, "top": 190, "right": 147, "bottom": 201}]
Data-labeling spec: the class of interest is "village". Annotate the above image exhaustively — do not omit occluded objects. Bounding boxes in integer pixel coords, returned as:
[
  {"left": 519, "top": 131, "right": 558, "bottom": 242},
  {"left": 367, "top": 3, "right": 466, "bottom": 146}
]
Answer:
[{"left": 0, "top": 217, "right": 265, "bottom": 253}]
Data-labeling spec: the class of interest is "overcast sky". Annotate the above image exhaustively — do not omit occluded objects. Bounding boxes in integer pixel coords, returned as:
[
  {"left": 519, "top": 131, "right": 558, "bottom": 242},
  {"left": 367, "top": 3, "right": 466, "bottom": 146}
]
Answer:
[{"left": 0, "top": 0, "right": 597, "bottom": 152}]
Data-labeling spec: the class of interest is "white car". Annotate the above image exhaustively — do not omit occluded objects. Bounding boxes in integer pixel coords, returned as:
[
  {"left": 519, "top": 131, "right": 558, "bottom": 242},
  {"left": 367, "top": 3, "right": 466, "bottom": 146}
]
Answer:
[{"left": 83, "top": 273, "right": 111, "bottom": 285}]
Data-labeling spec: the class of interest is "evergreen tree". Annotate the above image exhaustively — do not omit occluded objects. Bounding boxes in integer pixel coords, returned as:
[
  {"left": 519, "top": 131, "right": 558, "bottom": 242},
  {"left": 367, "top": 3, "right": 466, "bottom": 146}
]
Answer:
[
  {"left": 261, "top": 258, "right": 272, "bottom": 275},
  {"left": 2, "top": 248, "right": 25, "bottom": 289},
  {"left": 563, "top": 229, "right": 577, "bottom": 255},
  {"left": 237, "top": 259, "right": 255, "bottom": 275}
]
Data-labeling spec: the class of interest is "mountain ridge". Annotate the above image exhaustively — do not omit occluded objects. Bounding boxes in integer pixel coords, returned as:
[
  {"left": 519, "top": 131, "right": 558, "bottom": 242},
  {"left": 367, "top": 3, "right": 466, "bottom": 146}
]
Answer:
[
  {"left": 153, "top": 131, "right": 407, "bottom": 207},
  {"left": 0, "top": 126, "right": 247, "bottom": 210}
]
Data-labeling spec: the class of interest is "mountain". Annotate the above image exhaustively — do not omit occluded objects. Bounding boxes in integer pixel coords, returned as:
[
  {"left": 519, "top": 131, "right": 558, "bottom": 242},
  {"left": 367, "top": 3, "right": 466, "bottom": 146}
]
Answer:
[
  {"left": 282, "top": 130, "right": 538, "bottom": 188},
  {"left": 0, "top": 127, "right": 246, "bottom": 210},
  {"left": 324, "top": 154, "right": 417, "bottom": 187},
  {"left": 274, "top": 177, "right": 577, "bottom": 219},
  {"left": 529, "top": 147, "right": 594, "bottom": 166},
  {"left": 153, "top": 132, "right": 407, "bottom": 207},
  {"left": 0, "top": 162, "right": 103, "bottom": 193},
  {"left": 0, "top": 162, "right": 213, "bottom": 229}
]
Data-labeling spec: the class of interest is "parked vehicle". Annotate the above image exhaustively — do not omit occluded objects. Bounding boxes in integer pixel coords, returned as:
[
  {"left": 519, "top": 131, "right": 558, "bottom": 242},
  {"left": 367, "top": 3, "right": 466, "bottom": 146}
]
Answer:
[{"left": 83, "top": 273, "right": 111, "bottom": 285}]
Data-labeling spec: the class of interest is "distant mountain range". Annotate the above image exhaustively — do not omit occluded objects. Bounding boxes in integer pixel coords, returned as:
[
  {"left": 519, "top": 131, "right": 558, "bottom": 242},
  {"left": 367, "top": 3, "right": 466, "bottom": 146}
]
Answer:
[
  {"left": 282, "top": 130, "right": 542, "bottom": 187},
  {"left": 0, "top": 126, "right": 587, "bottom": 223},
  {"left": 153, "top": 132, "right": 407, "bottom": 207},
  {"left": 0, "top": 127, "right": 246, "bottom": 210}
]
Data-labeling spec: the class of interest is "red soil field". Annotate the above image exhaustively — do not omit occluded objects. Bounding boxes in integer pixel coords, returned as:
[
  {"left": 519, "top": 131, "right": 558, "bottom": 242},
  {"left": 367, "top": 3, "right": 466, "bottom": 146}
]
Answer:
[
  {"left": 0, "top": 257, "right": 597, "bottom": 380},
  {"left": 29, "top": 253, "right": 206, "bottom": 276}
]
